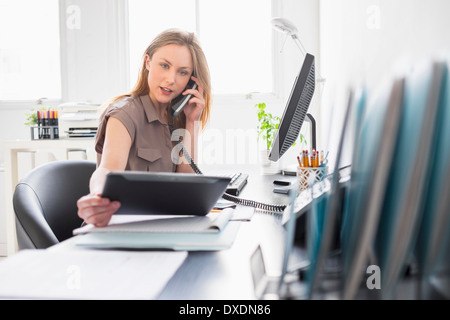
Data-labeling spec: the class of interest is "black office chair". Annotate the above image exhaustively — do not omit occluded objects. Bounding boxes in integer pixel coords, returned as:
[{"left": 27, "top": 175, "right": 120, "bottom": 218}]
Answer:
[{"left": 13, "top": 160, "right": 96, "bottom": 250}]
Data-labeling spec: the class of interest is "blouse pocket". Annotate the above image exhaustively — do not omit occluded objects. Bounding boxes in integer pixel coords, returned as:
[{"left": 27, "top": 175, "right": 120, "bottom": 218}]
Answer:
[{"left": 137, "top": 148, "right": 162, "bottom": 171}]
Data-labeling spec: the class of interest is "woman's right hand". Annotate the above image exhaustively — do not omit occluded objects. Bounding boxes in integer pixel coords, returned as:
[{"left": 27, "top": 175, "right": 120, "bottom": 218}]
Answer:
[{"left": 77, "top": 193, "right": 121, "bottom": 227}]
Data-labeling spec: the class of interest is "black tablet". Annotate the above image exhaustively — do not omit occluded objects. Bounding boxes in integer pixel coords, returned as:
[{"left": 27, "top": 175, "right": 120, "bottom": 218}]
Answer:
[{"left": 101, "top": 171, "right": 231, "bottom": 216}]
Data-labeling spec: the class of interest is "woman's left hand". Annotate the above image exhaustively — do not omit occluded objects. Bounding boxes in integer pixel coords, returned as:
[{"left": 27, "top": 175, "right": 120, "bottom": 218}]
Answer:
[{"left": 182, "top": 76, "right": 205, "bottom": 123}]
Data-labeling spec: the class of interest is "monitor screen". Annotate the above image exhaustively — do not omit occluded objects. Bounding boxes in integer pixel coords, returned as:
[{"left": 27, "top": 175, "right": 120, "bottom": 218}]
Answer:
[{"left": 268, "top": 53, "right": 315, "bottom": 161}]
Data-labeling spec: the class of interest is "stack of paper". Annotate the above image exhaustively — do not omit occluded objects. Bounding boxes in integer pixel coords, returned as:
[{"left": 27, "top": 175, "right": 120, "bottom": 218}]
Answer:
[{"left": 73, "top": 209, "right": 240, "bottom": 250}]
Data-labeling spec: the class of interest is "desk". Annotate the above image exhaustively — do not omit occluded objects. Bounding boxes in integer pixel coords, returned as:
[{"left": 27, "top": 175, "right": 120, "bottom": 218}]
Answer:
[
  {"left": 3, "top": 138, "right": 95, "bottom": 256},
  {"left": 50, "top": 173, "right": 299, "bottom": 300}
]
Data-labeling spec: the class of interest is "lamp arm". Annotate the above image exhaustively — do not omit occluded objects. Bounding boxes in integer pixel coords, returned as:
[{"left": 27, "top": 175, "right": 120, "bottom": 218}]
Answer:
[{"left": 291, "top": 34, "right": 307, "bottom": 57}]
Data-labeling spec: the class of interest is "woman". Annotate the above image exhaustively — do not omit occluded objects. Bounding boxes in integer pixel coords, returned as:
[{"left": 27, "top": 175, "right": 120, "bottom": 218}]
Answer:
[{"left": 77, "top": 29, "right": 212, "bottom": 227}]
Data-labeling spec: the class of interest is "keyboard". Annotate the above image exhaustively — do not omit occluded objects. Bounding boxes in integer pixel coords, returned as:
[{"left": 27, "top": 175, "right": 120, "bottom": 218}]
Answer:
[{"left": 224, "top": 172, "right": 249, "bottom": 196}]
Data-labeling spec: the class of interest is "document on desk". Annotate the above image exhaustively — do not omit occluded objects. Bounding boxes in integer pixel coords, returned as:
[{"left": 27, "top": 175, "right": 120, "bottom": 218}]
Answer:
[
  {"left": 0, "top": 249, "right": 187, "bottom": 300},
  {"left": 74, "top": 209, "right": 233, "bottom": 234},
  {"left": 230, "top": 204, "right": 255, "bottom": 221},
  {"left": 72, "top": 208, "right": 240, "bottom": 250}
]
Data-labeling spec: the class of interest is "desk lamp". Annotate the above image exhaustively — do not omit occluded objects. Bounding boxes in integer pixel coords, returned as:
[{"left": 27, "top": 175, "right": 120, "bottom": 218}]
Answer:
[
  {"left": 271, "top": 17, "right": 325, "bottom": 84},
  {"left": 271, "top": 17, "right": 308, "bottom": 56}
]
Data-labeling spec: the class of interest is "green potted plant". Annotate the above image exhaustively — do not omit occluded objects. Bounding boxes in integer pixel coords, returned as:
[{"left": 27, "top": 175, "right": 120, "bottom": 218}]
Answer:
[
  {"left": 254, "top": 102, "right": 281, "bottom": 174},
  {"left": 25, "top": 106, "right": 48, "bottom": 140},
  {"left": 255, "top": 102, "right": 280, "bottom": 151},
  {"left": 24, "top": 108, "right": 42, "bottom": 126},
  {"left": 255, "top": 102, "right": 306, "bottom": 149},
  {"left": 254, "top": 102, "right": 306, "bottom": 173},
  {"left": 24, "top": 98, "right": 50, "bottom": 126}
]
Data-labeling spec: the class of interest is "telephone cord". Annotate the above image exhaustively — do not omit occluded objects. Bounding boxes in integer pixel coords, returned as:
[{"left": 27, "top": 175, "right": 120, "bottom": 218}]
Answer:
[{"left": 179, "top": 140, "right": 287, "bottom": 213}]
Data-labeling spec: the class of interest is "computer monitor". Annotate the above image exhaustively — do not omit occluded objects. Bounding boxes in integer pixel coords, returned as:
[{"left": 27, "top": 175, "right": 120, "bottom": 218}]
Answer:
[{"left": 268, "top": 53, "right": 316, "bottom": 161}]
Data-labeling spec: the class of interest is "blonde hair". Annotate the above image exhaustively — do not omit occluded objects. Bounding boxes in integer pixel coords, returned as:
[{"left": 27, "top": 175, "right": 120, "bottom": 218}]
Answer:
[{"left": 105, "top": 29, "right": 211, "bottom": 130}]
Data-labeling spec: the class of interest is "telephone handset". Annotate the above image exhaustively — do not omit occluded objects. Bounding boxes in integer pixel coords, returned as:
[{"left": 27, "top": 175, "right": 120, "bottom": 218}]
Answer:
[
  {"left": 170, "top": 81, "right": 286, "bottom": 213},
  {"left": 170, "top": 79, "right": 198, "bottom": 118}
]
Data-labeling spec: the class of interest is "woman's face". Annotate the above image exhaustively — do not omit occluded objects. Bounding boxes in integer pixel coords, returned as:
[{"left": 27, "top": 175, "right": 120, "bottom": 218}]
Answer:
[{"left": 146, "top": 44, "right": 193, "bottom": 108}]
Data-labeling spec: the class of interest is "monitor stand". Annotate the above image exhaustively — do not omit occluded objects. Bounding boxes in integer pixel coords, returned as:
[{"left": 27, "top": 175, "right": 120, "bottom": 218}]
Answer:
[{"left": 281, "top": 113, "right": 317, "bottom": 176}]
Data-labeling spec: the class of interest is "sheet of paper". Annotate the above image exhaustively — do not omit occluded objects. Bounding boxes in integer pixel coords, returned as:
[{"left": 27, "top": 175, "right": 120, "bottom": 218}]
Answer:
[
  {"left": 230, "top": 205, "right": 255, "bottom": 221},
  {"left": 74, "top": 209, "right": 233, "bottom": 235},
  {"left": 0, "top": 249, "right": 187, "bottom": 299}
]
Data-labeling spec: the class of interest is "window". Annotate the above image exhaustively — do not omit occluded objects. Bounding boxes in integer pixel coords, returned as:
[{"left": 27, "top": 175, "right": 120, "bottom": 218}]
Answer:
[
  {"left": 0, "top": 0, "right": 61, "bottom": 101},
  {"left": 128, "top": 0, "right": 272, "bottom": 95},
  {"left": 128, "top": 0, "right": 196, "bottom": 94}
]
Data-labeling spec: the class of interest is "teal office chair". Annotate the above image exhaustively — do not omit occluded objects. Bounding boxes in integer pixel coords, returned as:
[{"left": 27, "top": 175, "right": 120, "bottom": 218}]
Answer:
[{"left": 13, "top": 160, "right": 96, "bottom": 249}]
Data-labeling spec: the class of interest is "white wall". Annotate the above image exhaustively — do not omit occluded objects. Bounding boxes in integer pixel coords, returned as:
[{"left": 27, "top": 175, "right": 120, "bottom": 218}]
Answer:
[
  {"left": 318, "top": 0, "right": 450, "bottom": 169},
  {"left": 320, "top": 0, "right": 450, "bottom": 89}
]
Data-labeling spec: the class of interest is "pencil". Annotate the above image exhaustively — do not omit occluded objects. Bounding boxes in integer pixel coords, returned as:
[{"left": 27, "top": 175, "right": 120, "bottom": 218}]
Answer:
[
  {"left": 297, "top": 155, "right": 302, "bottom": 167},
  {"left": 304, "top": 150, "right": 310, "bottom": 167}
]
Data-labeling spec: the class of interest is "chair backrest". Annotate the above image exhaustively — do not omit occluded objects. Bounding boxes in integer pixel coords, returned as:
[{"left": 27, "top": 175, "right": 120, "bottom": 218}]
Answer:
[{"left": 13, "top": 160, "right": 96, "bottom": 249}]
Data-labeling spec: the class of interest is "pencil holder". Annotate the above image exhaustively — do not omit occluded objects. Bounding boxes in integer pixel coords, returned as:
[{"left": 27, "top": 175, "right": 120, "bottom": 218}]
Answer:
[{"left": 297, "top": 166, "right": 328, "bottom": 191}]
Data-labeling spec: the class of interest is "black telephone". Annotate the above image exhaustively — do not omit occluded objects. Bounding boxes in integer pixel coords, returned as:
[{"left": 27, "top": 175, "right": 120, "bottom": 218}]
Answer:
[{"left": 170, "top": 79, "right": 198, "bottom": 118}]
